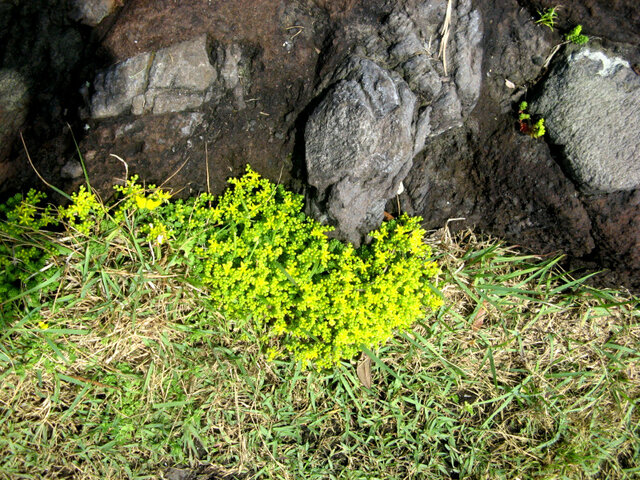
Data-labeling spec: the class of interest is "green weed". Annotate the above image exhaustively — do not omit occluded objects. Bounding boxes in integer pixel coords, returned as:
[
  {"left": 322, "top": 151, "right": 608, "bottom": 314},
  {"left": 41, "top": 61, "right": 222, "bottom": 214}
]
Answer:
[
  {"left": 536, "top": 6, "right": 560, "bottom": 31},
  {"left": 565, "top": 24, "right": 589, "bottom": 45},
  {"left": 518, "top": 101, "right": 546, "bottom": 139}
]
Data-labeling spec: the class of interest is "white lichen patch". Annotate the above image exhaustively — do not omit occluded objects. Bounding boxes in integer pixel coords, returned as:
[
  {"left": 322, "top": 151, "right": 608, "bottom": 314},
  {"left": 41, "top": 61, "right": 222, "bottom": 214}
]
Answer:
[{"left": 570, "top": 48, "right": 630, "bottom": 77}]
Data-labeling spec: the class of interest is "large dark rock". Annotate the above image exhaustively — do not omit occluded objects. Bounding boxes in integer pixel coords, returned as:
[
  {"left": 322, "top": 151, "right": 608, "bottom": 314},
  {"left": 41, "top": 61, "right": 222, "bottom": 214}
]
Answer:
[
  {"left": 400, "top": 127, "right": 595, "bottom": 258},
  {"left": 400, "top": 0, "right": 640, "bottom": 288},
  {"left": 0, "top": 70, "right": 29, "bottom": 164},
  {"left": 305, "top": 56, "right": 416, "bottom": 245},
  {"left": 531, "top": 46, "right": 640, "bottom": 193},
  {"left": 304, "top": 0, "right": 483, "bottom": 243},
  {"left": 585, "top": 190, "right": 640, "bottom": 287},
  {"left": 325, "top": 0, "right": 483, "bottom": 155}
]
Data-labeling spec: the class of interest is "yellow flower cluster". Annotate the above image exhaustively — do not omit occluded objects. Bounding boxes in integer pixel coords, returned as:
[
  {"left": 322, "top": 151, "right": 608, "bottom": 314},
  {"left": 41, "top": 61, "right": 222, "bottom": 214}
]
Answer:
[
  {"left": 0, "top": 190, "right": 60, "bottom": 302},
  {"left": 0, "top": 166, "right": 443, "bottom": 370},
  {"left": 142, "top": 222, "right": 171, "bottom": 245},
  {"left": 113, "top": 175, "right": 171, "bottom": 221},
  {"left": 195, "top": 166, "right": 443, "bottom": 369},
  {"left": 4, "top": 190, "right": 56, "bottom": 230},
  {"left": 58, "top": 186, "right": 104, "bottom": 234}
]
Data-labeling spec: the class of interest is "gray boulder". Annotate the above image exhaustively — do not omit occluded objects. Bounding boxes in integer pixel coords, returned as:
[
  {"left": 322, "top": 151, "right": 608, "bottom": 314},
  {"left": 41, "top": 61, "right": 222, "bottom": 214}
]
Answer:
[
  {"left": 304, "top": 0, "right": 483, "bottom": 244},
  {"left": 91, "top": 35, "right": 244, "bottom": 118},
  {"left": 531, "top": 46, "right": 640, "bottom": 192},
  {"left": 305, "top": 57, "right": 416, "bottom": 245},
  {"left": 91, "top": 52, "right": 152, "bottom": 118},
  {"left": 352, "top": 0, "right": 483, "bottom": 155}
]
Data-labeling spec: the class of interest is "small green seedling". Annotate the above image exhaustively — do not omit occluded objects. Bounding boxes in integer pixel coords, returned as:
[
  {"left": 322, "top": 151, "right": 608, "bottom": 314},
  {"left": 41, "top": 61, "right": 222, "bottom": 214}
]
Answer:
[
  {"left": 519, "top": 101, "right": 531, "bottom": 122},
  {"left": 530, "top": 118, "right": 546, "bottom": 138},
  {"left": 518, "top": 102, "right": 546, "bottom": 139},
  {"left": 535, "top": 6, "right": 559, "bottom": 31},
  {"left": 565, "top": 24, "right": 589, "bottom": 45}
]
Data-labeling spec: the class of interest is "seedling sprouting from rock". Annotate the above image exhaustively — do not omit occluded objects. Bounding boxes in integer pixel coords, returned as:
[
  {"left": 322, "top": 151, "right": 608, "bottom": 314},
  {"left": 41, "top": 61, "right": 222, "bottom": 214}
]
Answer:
[
  {"left": 518, "top": 101, "right": 546, "bottom": 139},
  {"left": 535, "top": 6, "right": 559, "bottom": 31},
  {"left": 564, "top": 24, "right": 589, "bottom": 45}
]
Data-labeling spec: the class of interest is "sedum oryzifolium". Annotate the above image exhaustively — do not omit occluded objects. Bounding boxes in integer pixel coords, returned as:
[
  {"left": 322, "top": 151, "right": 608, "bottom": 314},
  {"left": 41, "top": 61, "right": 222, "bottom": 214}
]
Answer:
[
  {"left": 58, "top": 185, "right": 104, "bottom": 234},
  {"left": 0, "top": 166, "right": 443, "bottom": 369},
  {"left": 186, "top": 166, "right": 443, "bottom": 369},
  {"left": 0, "top": 190, "right": 60, "bottom": 307}
]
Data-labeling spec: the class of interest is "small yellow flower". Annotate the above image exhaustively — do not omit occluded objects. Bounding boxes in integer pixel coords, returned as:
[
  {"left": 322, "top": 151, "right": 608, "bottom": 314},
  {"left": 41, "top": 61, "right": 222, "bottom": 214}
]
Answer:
[
  {"left": 135, "top": 195, "right": 162, "bottom": 210},
  {"left": 38, "top": 321, "right": 49, "bottom": 330},
  {"left": 145, "top": 222, "right": 171, "bottom": 245}
]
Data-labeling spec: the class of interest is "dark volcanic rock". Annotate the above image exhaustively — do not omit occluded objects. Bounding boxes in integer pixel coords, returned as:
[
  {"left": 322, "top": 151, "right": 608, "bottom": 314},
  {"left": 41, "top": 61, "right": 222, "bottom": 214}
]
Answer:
[
  {"left": 399, "top": 127, "right": 595, "bottom": 258},
  {"left": 304, "top": 0, "right": 483, "bottom": 243},
  {"left": 584, "top": 190, "right": 640, "bottom": 290},
  {"left": 531, "top": 45, "right": 640, "bottom": 193},
  {"left": 0, "top": 70, "right": 29, "bottom": 164},
  {"left": 333, "top": 0, "right": 484, "bottom": 153},
  {"left": 0, "top": 0, "right": 111, "bottom": 196},
  {"left": 305, "top": 56, "right": 416, "bottom": 245},
  {"left": 404, "top": 0, "right": 640, "bottom": 289}
]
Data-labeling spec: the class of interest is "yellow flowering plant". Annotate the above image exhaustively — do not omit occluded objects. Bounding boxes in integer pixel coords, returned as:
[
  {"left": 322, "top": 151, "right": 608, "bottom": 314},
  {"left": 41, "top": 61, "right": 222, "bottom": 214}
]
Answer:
[
  {"left": 186, "top": 166, "right": 443, "bottom": 369},
  {"left": 0, "top": 165, "right": 443, "bottom": 369},
  {"left": 0, "top": 190, "right": 60, "bottom": 305},
  {"left": 58, "top": 185, "right": 104, "bottom": 234}
]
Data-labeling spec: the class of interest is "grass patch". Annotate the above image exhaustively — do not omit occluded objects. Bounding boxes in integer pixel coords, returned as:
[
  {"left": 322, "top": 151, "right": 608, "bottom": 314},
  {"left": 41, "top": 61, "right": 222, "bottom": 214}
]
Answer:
[{"left": 0, "top": 176, "right": 638, "bottom": 479}]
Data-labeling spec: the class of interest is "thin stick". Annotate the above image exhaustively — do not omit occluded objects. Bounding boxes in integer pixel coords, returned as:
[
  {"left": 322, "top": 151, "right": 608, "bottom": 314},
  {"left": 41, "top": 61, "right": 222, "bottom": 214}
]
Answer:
[
  {"left": 20, "top": 132, "right": 72, "bottom": 201},
  {"left": 159, "top": 157, "right": 189, "bottom": 190},
  {"left": 542, "top": 44, "right": 562, "bottom": 71},
  {"left": 110, "top": 154, "right": 129, "bottom": 183},
  {"left": 438, "top": 0, "right": 453, "bottom": 76},
  {"left": 285, "top": 25, "right": 304, "bottom": 39},
  {"left": 205, "top": 142, "right": 211, "bottom": 195}
]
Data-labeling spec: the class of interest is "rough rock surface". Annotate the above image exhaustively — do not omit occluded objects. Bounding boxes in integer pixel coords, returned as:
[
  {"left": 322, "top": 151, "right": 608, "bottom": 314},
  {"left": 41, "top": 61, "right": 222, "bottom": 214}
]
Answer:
[
  {"left": 396, "top": 0, "right": 640, "bottom": 289},
  {"left": 322, "top": 0, "right": 483, "bottom": 155},
  {"left": 586, "top": 190, "right": 640, "bottom": 284},
  {"left": 0, "top": 70, "right": 29, "bottom": 163},
  {"left": 305, "top": 57, "right": 416, "bottom": 245},
  {"left": 531, "top": 46, "right": 640, "bottom": 192},
  {"left": 0, "top": 0, "right": 110, "bottom": 194},
  {"left": 91, "top": 52, "right": 153, "bottom": 118},
  {"left": 399, "top": 127, "right": 595, "bottom": 258},
  {"left": 91, "top": 35, "right": 246, "bottom": 118},
  {"left": 304, "top": 0, "right": 482, "bottom": 243},
  {"left": 70, "top": 0, "right": 121, "bottom": 26}
]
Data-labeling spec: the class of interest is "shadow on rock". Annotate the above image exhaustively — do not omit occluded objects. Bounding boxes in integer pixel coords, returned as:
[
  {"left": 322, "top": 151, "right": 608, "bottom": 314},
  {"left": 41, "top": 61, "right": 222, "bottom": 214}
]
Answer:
[{"left": 0, "top": 0, "right": 116, "bottom": 199}]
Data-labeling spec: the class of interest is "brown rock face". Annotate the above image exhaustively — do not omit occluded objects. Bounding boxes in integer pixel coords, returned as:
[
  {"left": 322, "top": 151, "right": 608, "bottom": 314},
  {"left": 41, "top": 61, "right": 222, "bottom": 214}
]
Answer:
[
  {"left": 73, "top": 0, "right": 328, "bottom": 197},
  {"left": 585, "top": 191, "right": 640, "bottom": 288}
]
